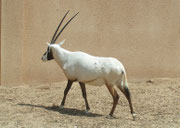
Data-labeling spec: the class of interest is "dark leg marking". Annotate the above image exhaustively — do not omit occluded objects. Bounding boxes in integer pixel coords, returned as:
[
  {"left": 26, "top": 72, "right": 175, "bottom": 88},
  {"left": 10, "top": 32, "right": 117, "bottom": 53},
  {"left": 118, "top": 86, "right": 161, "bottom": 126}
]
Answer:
[
  {"left": 124, "top": 87, "right": 134, "bottom": 114},
  {"left": 79, "top": 82, "right": 90, "bottom": 111},
  {"left": 60, "top": 80, "right": 73, "bottom": 106},
  {"left": 119, "top": 86, "right": 136, "bottom": 120}
]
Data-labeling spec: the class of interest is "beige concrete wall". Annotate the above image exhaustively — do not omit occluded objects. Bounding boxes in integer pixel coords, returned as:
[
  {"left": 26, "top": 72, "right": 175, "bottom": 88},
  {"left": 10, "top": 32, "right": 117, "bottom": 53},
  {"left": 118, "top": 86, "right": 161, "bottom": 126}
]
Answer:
[
  {"left": 1, "top": 0, "right": 180, "bottom": 85},
  {"left": 1, "top": 0, "right": 24, "bottom": 85},
  {"left": 0, "top": 0, "right": 1, "bottom": 84}
]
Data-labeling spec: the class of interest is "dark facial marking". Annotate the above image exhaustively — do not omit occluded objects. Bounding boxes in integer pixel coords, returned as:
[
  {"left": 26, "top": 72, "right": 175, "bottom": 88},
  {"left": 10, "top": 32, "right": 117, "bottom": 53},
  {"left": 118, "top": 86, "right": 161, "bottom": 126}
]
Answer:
[
  {"left": 47, "top": 47, "right": 54, "bottom": 60},
  {"left": 43, "top": 47, "right": 53, "bottom": 61}
]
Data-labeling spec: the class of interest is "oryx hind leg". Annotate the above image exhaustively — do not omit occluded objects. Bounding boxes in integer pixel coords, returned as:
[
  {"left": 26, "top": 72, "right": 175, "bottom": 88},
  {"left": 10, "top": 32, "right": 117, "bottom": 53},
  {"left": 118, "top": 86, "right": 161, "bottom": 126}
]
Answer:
[
  {"left": 116, "top": 81, "right": 136, "bottom": 120},
  {"left": 105, "top": 83, "right": 119, "bottom": 117}
]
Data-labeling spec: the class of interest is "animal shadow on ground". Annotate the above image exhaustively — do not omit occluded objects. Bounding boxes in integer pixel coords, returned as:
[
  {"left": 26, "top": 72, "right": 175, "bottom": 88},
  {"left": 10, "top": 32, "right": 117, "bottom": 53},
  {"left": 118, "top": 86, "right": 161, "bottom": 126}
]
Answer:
[{"left": 18, "top": 103, "right": 103, "bottom": 117}]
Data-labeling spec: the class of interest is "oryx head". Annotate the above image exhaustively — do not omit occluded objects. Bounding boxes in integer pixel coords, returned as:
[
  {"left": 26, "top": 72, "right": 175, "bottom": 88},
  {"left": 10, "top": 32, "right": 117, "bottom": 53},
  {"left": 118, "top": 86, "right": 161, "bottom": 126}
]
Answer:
[{"left": 41, "top": 10, "right": 79, "bottom": 62}]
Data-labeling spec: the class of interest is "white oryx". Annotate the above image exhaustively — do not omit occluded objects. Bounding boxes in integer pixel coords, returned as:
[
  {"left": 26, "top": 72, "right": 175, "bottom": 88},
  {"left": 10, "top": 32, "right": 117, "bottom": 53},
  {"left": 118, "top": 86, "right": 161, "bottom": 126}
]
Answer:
[{"left": 41, "top": 10, "right": 136, "bottom": 120}]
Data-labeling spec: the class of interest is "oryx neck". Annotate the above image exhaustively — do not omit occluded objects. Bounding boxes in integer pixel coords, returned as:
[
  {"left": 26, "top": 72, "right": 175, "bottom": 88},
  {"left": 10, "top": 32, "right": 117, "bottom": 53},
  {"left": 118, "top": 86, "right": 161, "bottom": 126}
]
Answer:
[{"left": 51, "top": 45, "right": 70, "bottom": 67}]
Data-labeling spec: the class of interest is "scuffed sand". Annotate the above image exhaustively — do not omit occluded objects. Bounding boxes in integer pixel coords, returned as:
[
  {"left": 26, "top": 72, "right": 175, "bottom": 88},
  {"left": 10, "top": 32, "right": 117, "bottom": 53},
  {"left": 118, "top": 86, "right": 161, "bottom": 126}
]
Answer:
[{"left": 0, "top": 78, "right": 179, "bottom": 128}]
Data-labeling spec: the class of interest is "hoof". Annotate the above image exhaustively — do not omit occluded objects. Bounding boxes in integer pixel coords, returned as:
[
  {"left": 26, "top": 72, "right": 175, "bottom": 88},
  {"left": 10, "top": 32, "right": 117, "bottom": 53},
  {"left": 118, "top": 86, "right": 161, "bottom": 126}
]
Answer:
[
  {"left": 132, "top": 113, "right": 136, "bottom": 121},
  {"left": 85, "top": 109, "right": 89, "bottom": 114},
  {"left": 105, "top": 115, "right": 116, "bottom": 119},
  {"left": 59, "top": 105, "right": 64, "bottom": 109}
]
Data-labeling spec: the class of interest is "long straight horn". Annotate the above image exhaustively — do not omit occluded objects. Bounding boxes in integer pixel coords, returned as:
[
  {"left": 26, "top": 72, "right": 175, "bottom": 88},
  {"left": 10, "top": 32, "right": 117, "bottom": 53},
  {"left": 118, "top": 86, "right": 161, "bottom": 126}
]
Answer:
[
  {"left": 50, "top": 10, "right": 70, "bottom": 44},
  {"left": 53, "top": 12, "right": 79, "bottom": 44}
]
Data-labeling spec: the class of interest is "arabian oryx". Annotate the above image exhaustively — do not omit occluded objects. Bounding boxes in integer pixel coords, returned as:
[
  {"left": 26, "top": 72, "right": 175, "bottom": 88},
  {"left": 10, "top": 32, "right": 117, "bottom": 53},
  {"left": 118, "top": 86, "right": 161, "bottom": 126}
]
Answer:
[{"left": 41, "top": 10, "right": 136, "bottom": 120}]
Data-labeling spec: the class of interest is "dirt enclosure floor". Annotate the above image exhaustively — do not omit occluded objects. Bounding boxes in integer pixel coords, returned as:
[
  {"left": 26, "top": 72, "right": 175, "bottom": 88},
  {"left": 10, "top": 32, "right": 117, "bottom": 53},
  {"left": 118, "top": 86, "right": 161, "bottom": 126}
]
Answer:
[{"left": 0, "top": 78, "right": 179, "bottom": 128}]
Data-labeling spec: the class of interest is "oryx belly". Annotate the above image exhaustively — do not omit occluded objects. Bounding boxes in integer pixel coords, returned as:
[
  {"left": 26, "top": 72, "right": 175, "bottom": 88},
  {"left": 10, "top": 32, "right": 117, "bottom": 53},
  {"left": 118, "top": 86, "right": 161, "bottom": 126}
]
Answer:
[{"left": 84, "top": 78, "right": 105, "bottom": 86}]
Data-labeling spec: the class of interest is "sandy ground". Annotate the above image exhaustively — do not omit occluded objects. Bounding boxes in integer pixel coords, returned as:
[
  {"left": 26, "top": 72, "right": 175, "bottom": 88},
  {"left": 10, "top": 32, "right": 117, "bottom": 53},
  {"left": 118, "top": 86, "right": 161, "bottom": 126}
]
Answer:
[{"left": 0, "top": 78, "right": 179, "bottom": 128}]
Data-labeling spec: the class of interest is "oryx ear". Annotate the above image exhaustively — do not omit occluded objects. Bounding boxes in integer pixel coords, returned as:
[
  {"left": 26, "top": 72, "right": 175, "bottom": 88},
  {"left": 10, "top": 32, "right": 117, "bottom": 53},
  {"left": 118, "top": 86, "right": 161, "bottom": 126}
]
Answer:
[
  {"left": 46, "top": 42, "right": 50, "bottom": 46},
  {"left": 59, "top": 39, "right": 65, "bottom": 46}
]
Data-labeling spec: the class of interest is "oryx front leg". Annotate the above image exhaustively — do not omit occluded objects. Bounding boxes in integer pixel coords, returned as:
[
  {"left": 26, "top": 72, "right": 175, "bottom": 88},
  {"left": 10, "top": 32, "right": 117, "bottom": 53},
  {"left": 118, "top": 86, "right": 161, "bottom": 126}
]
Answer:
[
  {"left": 79, "top": 82, "right": 90, "bottom": 113},
  {"left": 105, "top": 83, "right": 119, "bottom": 117},
  {"left": 60, "top": 80, "right": 73, "bottom": 108}
]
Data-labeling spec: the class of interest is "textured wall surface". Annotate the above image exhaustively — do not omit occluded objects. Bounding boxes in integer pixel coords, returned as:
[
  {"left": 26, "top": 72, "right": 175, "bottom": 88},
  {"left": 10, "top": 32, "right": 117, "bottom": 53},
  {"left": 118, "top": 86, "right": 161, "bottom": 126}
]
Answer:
[
  {"left": 1, "top": 0, "right": 180, "bottom": 85},
  {"left": 0, "top": 0, "right": 1, "bottom": 84},
  {"left": 1, "top": 0, "right": 24, "bottom": 85}
]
